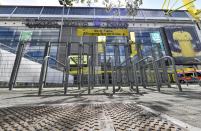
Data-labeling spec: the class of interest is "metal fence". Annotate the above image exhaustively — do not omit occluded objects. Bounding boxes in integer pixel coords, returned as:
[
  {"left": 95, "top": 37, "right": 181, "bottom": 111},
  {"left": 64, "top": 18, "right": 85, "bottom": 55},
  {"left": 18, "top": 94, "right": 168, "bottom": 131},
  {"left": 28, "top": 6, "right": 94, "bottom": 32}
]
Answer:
[{"left": 0, "top": 41, "right": 190, "bottom": 96}]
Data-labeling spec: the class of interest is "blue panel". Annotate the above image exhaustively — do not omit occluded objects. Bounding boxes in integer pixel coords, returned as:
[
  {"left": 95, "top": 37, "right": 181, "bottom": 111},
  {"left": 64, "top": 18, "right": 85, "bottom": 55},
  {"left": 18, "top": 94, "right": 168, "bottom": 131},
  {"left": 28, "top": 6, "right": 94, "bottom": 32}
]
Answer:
[
  {"left": 171, "top": 11, "right": 189, "bottom": 18},
  {"left": 0, "top": 6, "right": 15, "bottom": 14},
  {"left": 69, "top": 7, "right": 94, "bottom": 15},
  {"left": 42, "top": 7, "right": 63, "bottom": 15},
  {"left": 95, "top": 8, "right": 119, "bottom": 16},
  {"left": 142, "top": 10, "right": 166, "bottom": 17},
  {"left": 14, "top": 6, "right": 42, "bottom": 14}
]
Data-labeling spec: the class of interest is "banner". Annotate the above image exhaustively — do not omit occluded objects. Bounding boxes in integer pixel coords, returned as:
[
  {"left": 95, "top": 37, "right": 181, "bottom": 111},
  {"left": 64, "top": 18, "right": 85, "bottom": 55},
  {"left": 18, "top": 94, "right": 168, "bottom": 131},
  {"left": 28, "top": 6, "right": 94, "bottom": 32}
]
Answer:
[
  {"left": 164, "top": 26, "right": 201, "bottom": 65},
  {"left": 77, "top": 28, "right": 129, "bottom": 36}
]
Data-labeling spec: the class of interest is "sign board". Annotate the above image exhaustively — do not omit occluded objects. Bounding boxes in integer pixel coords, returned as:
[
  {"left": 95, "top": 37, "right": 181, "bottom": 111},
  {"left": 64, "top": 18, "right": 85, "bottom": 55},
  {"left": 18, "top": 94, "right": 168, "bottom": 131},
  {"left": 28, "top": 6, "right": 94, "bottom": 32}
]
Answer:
[
  {"left": 77, "top": 28, "right": 129, "bottom": 36},
  {"left": 19, "top": 31, "right": 32, "bottom": 43},
  {"left": 69, "top": 55, "right": 88, "bottom": 65},
  {"left": 150, "top": 32, "right": 162, "bottom": 43}
]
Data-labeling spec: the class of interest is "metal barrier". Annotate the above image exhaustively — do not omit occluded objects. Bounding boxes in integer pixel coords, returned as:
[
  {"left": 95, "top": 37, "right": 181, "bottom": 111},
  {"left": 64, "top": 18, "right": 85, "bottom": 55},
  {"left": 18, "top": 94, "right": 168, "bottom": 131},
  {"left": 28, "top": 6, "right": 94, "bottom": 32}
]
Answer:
[
  {"left": 194, "top": 58, "right": 201, "bottom": 86},
  {"left": 114, "top": 57, "right": 134, "bottom": 93},
  {"left": 155, "top": 56, "right": 182, "bottom": 92},
  {"left": 38, "top": 55, "right": 67, "bottom": 95},
  {"left": 133, "top": 56, "right": 161, "bottom": 92}
]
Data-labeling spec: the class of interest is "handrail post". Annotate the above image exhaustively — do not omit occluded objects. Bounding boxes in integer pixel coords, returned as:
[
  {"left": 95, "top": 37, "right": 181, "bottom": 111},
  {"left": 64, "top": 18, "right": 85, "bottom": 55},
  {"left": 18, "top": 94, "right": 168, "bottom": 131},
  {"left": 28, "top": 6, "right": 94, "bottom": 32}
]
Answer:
[
  {"left": 38, "top": 42, "right": 51, "bottom": 95},
  {"left": 8, "top": 42, "right": 25, "bottom": 90},
  {"left": 170, "top": 57, "right": 182, "bottom": 92},
  {"left": 152, "top": 58, "right": 161, "bottom": 92},
  {"left": 38, "top": 56, "right": 50, "bottom": 95},
  {"left": 161, "top": 58, "right": 171, "bottom": 88},
  {"left": 64, "top": 57, "right": 70, "bottom": 95},
  {"left": 111, "top": 58, "right": 116, "bottom": 94},
  {"left": 88, "top": 56, "right": 91, "bottom": 95},
  {"left": 156, "top": 56, "right": 182, "bottom": 92},
  {"left": 105, "top": 57, "right": 111, "bottom": 90},
  {"left": 133, "top": 62, "right": 139, "bottom": 94}
]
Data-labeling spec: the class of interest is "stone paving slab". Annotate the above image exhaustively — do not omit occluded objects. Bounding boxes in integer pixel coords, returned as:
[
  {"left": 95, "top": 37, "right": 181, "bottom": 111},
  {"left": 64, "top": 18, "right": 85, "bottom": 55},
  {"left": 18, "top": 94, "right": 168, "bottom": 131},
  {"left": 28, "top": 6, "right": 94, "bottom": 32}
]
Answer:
[{"left": 0, "top": 103, "right": 185, "bottom": 131}]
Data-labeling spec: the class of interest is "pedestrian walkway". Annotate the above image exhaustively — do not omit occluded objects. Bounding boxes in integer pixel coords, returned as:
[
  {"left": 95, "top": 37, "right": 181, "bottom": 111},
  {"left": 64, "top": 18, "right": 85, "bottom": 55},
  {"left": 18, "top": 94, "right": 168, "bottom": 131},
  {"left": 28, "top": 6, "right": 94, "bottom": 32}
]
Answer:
[{"left": 0, "top": 85, "right": 200, "bottom": 130}]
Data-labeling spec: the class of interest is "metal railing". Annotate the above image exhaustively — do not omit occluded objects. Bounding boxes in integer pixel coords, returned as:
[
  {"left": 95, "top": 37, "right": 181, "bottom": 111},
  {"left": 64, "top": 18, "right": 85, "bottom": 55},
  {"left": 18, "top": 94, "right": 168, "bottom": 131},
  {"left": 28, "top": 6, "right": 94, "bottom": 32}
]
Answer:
[
  {"left": 38, "top": 56, "right": 67, "bottom": 95},
  {"left": 133, "top": 56, "right": 161, "bottom": 93},
  {"left": 155, "top": 56, "right": 182, "bottom": 92}
]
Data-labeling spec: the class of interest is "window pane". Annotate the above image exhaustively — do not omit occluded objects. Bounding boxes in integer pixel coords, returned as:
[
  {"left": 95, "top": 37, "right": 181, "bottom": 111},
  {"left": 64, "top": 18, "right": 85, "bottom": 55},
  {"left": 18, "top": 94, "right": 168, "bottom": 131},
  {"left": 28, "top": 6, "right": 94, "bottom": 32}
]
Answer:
[
  {"left": 171, "top": 11, "right": 189, "bottom": 18},
  {"left": 95, "top": 8, "right": 119, "bottom": 16},
  {"left": 42, "top": 7, "right": 62, "bottom": 15},
  {"left": 0, "top": 6, "right": 15, "bottom": 14},
  {"left": 142, "top": 10, "right": 165, "bottom": 17},
  {"left": 14, "top": 7, "right": 42, "bottom": 14},
  {"left": 120, "top": 9, "right": 143, "bottom": 17},
  {"left": 69, "top": 7, "right": 94, "bottom": 15}
]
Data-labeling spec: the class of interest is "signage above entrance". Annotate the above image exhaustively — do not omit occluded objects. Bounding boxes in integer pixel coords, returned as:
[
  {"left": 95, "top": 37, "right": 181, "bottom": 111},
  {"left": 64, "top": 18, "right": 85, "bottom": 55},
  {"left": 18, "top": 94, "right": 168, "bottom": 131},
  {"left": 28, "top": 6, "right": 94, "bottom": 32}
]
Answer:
[{"left": 77, "top": 28, "right": 129, "bottom": 36}]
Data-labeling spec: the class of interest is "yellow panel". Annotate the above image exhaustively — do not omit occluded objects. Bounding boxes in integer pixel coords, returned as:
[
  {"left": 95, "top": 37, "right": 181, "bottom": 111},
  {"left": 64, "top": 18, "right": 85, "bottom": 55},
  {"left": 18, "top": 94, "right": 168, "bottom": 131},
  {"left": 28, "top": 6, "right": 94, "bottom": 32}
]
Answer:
[
  {"left": 77, "top": 28, "right": 129, "bottom": 36},
  {"left": 69, "top": 55, "right": 88, "bottom": 65},
  {"left": 130, "top": 32, "right": 137, "bottom": 57},
  {"left": 97, "top": 36, "right": 106, "bottom": 53},
  {"left": 130, "top": 32, "right": 135, "bottom": 42}
]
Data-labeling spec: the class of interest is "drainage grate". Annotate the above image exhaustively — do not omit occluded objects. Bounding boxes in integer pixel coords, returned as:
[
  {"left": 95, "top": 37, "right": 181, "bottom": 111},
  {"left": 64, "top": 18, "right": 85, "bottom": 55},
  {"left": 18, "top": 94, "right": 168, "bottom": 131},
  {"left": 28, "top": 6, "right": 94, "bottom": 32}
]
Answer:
[{"left": 0, "top": 103, "right": 185, "bottom": 131}]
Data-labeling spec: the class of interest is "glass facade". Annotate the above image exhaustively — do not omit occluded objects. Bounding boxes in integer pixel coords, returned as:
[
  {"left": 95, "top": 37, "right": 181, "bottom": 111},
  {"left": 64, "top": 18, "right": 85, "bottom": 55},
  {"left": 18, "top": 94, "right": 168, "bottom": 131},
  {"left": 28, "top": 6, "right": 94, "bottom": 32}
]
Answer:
[
  {"left": 42, "top": 7, "right": 63, "bottom": 15},
  {"left": 0, "top": 26, "right": 59, "bottom": 65},
  {"left": 0, "top": 6, "right": 15, "bottom": 14},
  {"left": 0, "top": 6, "right": 192, "bottom": 19},
  {"left": 14, "top": 7, "right": 42, "bottom": 14},
  {"left": 142, "top": 10, "right": 166, "bottom": 17},
  {"left": 69, "top": 7, "right": 94, "bottom": 15}
]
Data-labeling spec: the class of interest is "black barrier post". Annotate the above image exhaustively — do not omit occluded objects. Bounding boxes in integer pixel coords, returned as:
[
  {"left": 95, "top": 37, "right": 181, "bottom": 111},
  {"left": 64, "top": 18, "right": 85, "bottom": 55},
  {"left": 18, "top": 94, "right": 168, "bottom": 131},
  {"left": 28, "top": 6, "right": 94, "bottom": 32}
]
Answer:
[
  {"left": 38, "top": 42, "right": 51, "bottom": 95},
  {"left": 8, "top": 42, "right": 25, "bottom": 90}
]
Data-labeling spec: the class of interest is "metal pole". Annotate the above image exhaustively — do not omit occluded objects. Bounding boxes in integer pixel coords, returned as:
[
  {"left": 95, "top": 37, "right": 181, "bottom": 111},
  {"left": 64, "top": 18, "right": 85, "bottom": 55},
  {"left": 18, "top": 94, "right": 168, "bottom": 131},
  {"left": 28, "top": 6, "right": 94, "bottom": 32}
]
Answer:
[
  {"left": 59, "top": 4, "right": 65, "bottom": 43},
  {"left": 38, "top": 42, "right": 51, "bottom": 95},
  {"left": 170, "top": 57, "right": 182, "bottom": 91},
  {"left": 88, "top": 56, "right": 91, "bottom": 94},
  {"left": 8, "top": 42, "right": 25, "bottom": 90},
  {"left": 64, "top": 57, "right": 70, "bottom": 95},
  {"left": 156, "top": 56, "right": 182, "bottom": 92},
  {"left": 161, "top": 58, "right": 171, "bottom": 88},
  {"left": 153, "top": 59, "right": 161, "bottom": 92},
  {"left": 111, "top": 58, "right": 116, "bottom": 94},
  {"left": 133, "top": 62, "right": 139, "bottom": 94},
  {"left": 78, "top": 39, "right": 83, "bottom": 90}
]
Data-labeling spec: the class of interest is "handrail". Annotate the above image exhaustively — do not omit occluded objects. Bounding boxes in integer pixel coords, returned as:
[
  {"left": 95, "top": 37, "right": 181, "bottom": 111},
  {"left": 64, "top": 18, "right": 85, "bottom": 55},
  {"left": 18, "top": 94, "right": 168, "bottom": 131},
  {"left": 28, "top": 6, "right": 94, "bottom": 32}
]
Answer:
[
  {"left": 155, "top": 56, "right": 182, "bottom": 92},
  {"left": 44, "top": 56, "right": 65, "bottom": 67},
  {"left": 134, "top": 56, "right": 153, "bottom": 64},
  {"left": 116, "top": 56, "right": 135, "bottom": 68},
  {"left": 133, "top": 56, "right": 161, "bottom": 92},
  {"left": 194, "top": 58, "right": 201, "bottom": 63}
]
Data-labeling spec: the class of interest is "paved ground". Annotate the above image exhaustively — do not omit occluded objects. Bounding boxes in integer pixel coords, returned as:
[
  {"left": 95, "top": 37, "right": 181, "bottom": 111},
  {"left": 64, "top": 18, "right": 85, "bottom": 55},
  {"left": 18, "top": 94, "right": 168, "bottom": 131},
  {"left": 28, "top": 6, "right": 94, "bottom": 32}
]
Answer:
[{"left": 0, "top": 85, "right": 201, "bottom": 130}]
